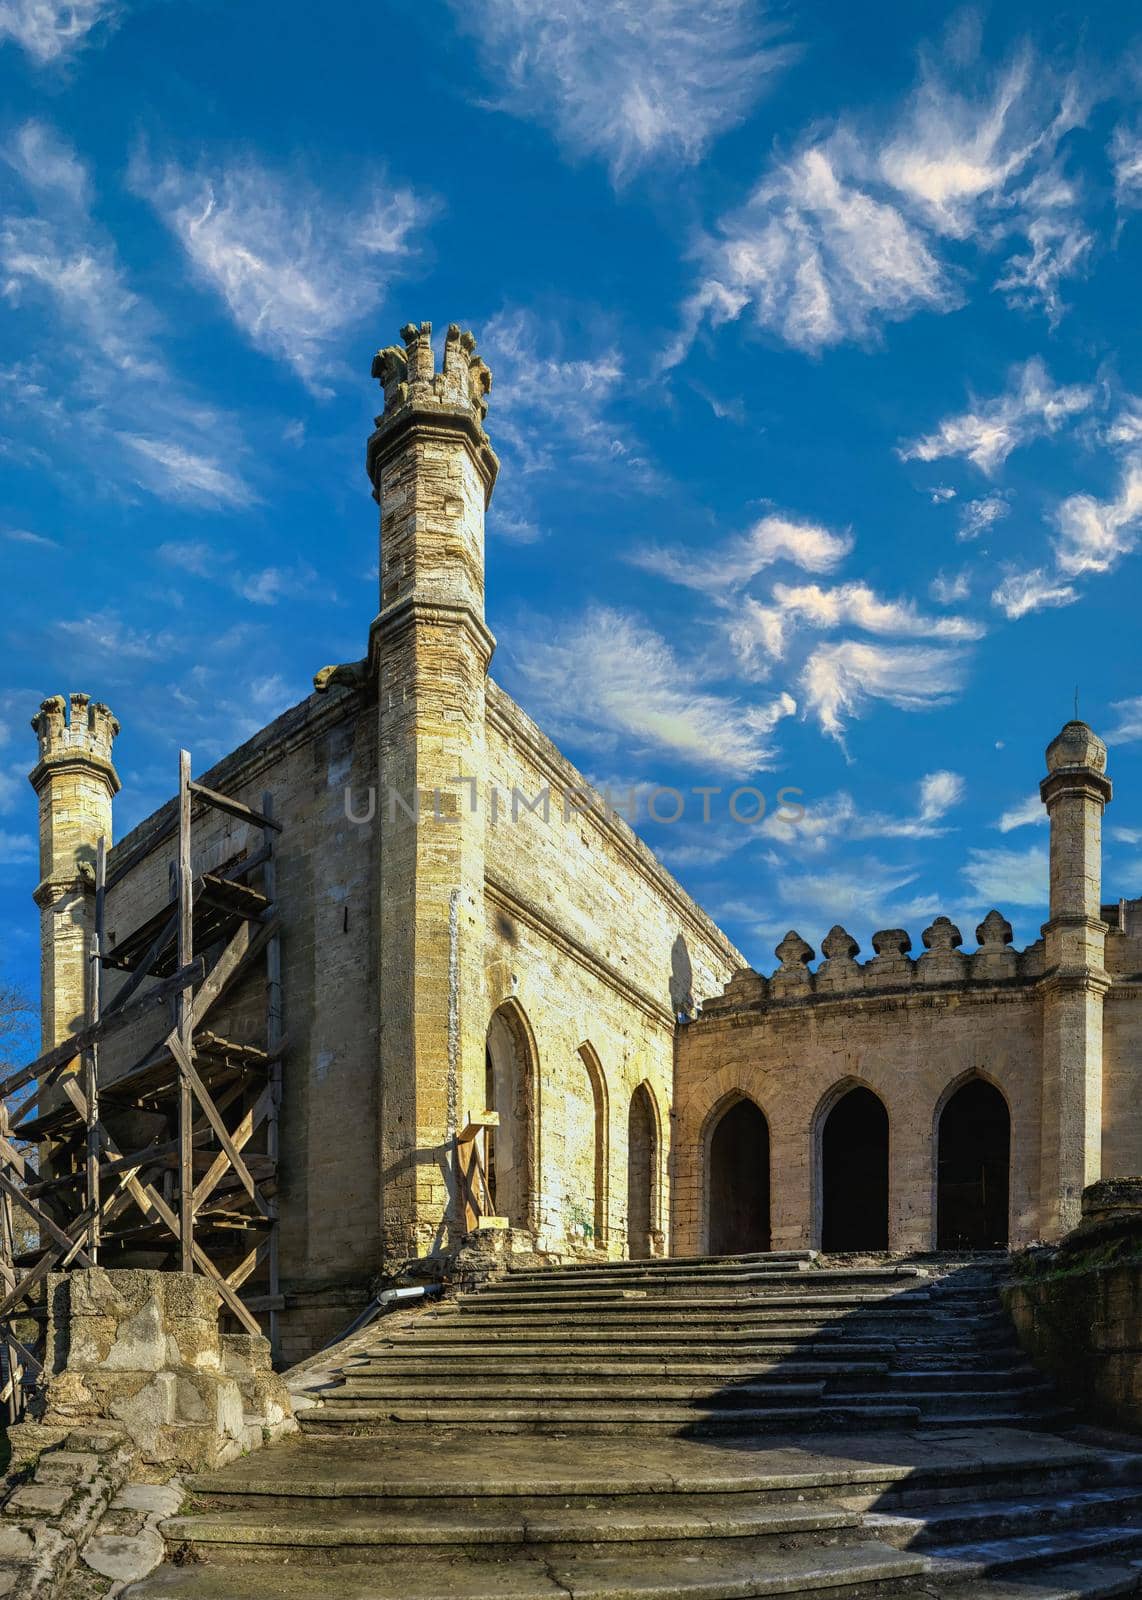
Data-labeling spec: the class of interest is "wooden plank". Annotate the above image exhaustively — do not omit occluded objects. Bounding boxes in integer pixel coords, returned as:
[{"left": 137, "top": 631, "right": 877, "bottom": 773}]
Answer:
[
  {"left": 101, "top": 910, "right": 177, "bottom": 1012},
  {"left": 0, "top": 960, "right": 204, "bottom": 1101},
  {"left": 188, "top": 781, "right": 282, "bottom": 833},
  {"left": 177, "top": 749, "right": 194, "bottom": 1275},
  {"left": 185, "top": 917, "right": 277, "bottom": 1035},
  {"left": 168, "top": 1036, "right": 267, "bottom": 1215},
  {"left": 192, "top": 1086, "right": 271, "bottom": 1210},
  {"left": 0, "top": 1174, "right": 92, "bottom": 1268}
]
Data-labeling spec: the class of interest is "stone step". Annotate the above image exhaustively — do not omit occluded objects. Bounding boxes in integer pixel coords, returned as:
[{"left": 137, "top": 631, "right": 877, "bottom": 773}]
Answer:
[
  {"left": 299, "top": 1399, "right": 926, "bottom": 1433},
  {"left": 361, "top": 1336, "right": 1015, "bottom": 1361},
  {"left": 159, "top": 1492, "right": 865, "bottom": 1555},
  {"left": 922, "top": 1518, "right": 1142, "bottom": 1581},
  {"left": 121, "top": 1536, "right": 931, "bottom": 1598},
  {"left": 479, "top": 1268, "right": 927, "bottom": 1296},
  {"left": 451, "top": 1291, "right": 943, "bottom": 1315},
  {"left": 933, "top": 1558, "right": 1142, "bottom": 1598},
  {"left": 327, "top": 1379, "right": 831, "bottom": 1404},
  {"left": 505, "top": 1251, "right": 820, "bottom": 1276},
  {"left": 425, "top": 1307, "right": 1005, "bottom": 1330},
  {"left": 866, "top": 1485, "right": 1142, "bottom": 1550},
  {"left": 339, "top": 1358, "right": 894, "bottom": 1381}
]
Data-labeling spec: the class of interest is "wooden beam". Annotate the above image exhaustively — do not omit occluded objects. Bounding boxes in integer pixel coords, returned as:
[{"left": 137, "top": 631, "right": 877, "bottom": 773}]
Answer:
[
  {"left": 101, "top": 910, "right": 177, "bottom": 1013},
  {"left": 0, "top": 1174, "right": 92, "bottom": 1268},
  {"left": 168, "top": 1036, "right": 268, "bottom": 1216},
  {"left": 188, "top": 781, "right": 282, "bottom": 833},
  {"left": 193, "top": 1086, "right": 271, "bottom": 1211},
  {"left": 0, "top": 959, "right": 204, "bottom": 1101},
  {"left": 177, "top": 749, "right": 194, "bottom": 1275},
  {"left": 185, "top": 917, "right": 277, "bottom": 1035}
]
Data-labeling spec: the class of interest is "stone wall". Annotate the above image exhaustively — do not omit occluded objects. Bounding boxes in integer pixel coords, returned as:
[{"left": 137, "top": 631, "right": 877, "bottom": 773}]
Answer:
[{"left": 1002, "top": 1179, "right": 1142, "bottom": 1432}]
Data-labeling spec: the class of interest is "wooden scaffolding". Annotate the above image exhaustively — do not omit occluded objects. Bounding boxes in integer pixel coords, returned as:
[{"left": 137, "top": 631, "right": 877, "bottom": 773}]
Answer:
[{"left": 0, "top": 751, "right": 284, "bottom": 1423}]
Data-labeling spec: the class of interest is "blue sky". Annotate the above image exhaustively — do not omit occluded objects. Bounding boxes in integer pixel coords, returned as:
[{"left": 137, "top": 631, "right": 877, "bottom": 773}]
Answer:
[{"left": 2, "top": 0, "right": 1142, "bottom": 1006}]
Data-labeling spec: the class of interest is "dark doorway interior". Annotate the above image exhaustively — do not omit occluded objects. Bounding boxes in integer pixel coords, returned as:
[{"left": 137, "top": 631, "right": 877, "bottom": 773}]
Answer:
[
  {"left": 708, "top": 1099, "right": 770, "bottom": 1255},
  {"left": 627, "top": 1085, "right": 656, "bottom": 1259},
  {"left": 937, "top": 1078, "right": 1010, "bottom": 1249},
  {"left": 821, "top": 1086, "right": 889, "bottom": 1251}
]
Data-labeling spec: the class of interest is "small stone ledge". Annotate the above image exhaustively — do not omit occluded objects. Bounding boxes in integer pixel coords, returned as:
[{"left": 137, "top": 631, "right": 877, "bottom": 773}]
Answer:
[{"left": 0, "top": 1425, "right": 131, "bottom": 1600}]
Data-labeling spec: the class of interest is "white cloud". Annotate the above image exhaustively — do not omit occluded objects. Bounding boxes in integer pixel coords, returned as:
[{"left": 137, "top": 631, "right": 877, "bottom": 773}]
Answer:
[
  {"left": 3, "top": 120, "right": 88, "bottom": 203},
  {"left": 962, "top": 844, "right": 1048, "bottom": 906},
  {"left": 995, "top": 214, "right": 1091, "bottom": 326},
  {"left": 769, "top": 580, "right": 983, "bottom": 641},
  {"left": 630, "top": 513, "right": 852, "bottom": 599},
  {"left": 0, "top": 0, "right": 118, "bottom": 62},
  {"left": 53, "top": 610, "right": 173, "bottom": 661},
  {"left": 799, "top": 638, "right": 966, "bottom": 747},
  {"left": 452, "top": 0, "right": 794, "bottom": 184},
  {"left": 900, "top": 358, "right": 1093, "bottom": 474},
  {"left": 667, "top": 46, "right": 1087, "bottom": 363},
  {"left": 918, "top": 769, "right": 964, "bottom": 821},
  {"left": 130, "top": 149, "right": 434, "bottom": 390},
  {"left": 990, "top": 567, "right": 1077, "bottom": 619},
  {"left": 1106, "top": 696, "right": 1142, "bottom": 745},
  {"left": 1053, "top": 459, "right": 1142, "bottom": 577},
  {"left": 482, "top": 308, "right": 654, "bottom": 484},
  {"left": 119, "top": 435, "right": 255, "bottom": 509},
  {"left": 1111, "top": 826, "right": 1142, "bottom": 845},
  {"left": 1111, "top": 125, "right": 1142, "bottom": 209},
  {"left": 4, "top": 526, "right": 57, "bottom": 547},
  {"left": 157, "top": 540, "right": 214, "bottom": 577},
  {"left": 930, "top": 485, "right": 957, "bottom": 502},
  {"left": 235, "top": 563, "right": 317, "bottom": 606},
  {"left": 958, "top": 493, "right": 1009, "bottom": 540},
  {"left": 930, "top": 568, "right": 971, "bottom": 603},
  {"left": 769, "top": 857, "right": 937, "bottom": 931},
  {"left": 670, "top": 139, "right": 950, "bottom": 360},
  {"left": 0, "top": 124, "right": 256, "bottom": 509},
  {"left": 507, "top": 604, "right": 796, "bottom": 775},
  {"left": 996, "top": 794, "right": 1046, "bottom": 832}
]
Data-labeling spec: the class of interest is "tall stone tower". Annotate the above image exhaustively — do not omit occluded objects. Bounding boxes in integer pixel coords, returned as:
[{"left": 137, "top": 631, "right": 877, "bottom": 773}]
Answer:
[
  {"left": 1039, "top": 719, "right": 1112, "bottom": 1237},
  {"left": 366, "top": 321, "right": 498, "bottom": 1263},
  {"left": 29, "top": 693, "right": 120, "bottom": 1049}
]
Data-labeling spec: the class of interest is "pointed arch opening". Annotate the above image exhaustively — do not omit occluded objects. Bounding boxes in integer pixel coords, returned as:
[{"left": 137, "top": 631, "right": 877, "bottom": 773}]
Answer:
[
  {"left": 706, "top": 1095, "right": 770, "bottom": 1256},
  {"left": 484, "top": 1001, "right": 537, "bottom": 1230},
  {"left": 936, "top": 1076, "right": 1010, "bottom": 1249},
  {"left": 627, "top": 1082, "right": 659, "bottom": 1259},
  {"left": 568, "top": 1043, "right": 608, "bottom": 1248},
  {"left": 819, "top": 1084, "right": 889, "bottom": 1252}
]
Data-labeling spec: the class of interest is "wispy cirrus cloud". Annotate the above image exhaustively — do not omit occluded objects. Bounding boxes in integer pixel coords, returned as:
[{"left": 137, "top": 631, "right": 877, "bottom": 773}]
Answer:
[
  {"left": 505, "top": 603, "right": 795, "bottom": 776},
  {"left": 995, "top": 793, "right": 1046, "bottom": 832},
  {"left": 962, "top": 843, "right": 1048, "bottom": 906},
  {"left": 629, "top": 513, "right": 852, "bottom": 599},
  {"left": 899, "top": 359, "right": 1093, "bottom": 474},
  {"left": 800, "top": 639, "right": 968, "bottom": 750},
  {"left": 1106, "top": 696, "right": 1142, "bottom": 744},
  {"left": 990, "top": 567, "right": 1077, "bottom": 619},
  {"left": 0, "top": 122, "right": 256, "bottom": 510},
  {"left": 129, "top": 147, "right": 435, "bottom": 392},
  {"left": 1111, "top": 124, "right": 1142, "bottom": 210},
  {"left": 958, "top": 493, "right": 1009, "bottom": 540},
  {"left": 666, "top": 43, "right": 1089, "bottom": 365},
  {"left": 0, "top": 0, "right": 119, "bottom": 63},
  {"left": 452, "top": 0, "right": 795, "bottom": 185},
  {"left": 763, "top": 769, "right": 965, "bottom": 854},
  {"left": 1053, "top": 458, "right": 1142, "bottom": 577}
]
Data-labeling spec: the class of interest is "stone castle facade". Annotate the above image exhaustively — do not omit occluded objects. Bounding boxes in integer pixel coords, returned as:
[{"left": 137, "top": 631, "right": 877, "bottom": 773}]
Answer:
[{"left": 27, "top": 320, "right": 1140, "bottom": 1360}]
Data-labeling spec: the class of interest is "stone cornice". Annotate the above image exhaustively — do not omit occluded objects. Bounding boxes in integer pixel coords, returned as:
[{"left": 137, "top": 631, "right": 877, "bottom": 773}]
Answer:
[
  {"left": 485, "top": 877, "right": 675, "bottom": 1029},
  {"left": 368, "top": 598, "right": 496, "bottom": 671},
  {"left": 484, "top": 680, "right": 744, "bottom": 972},
  {"left": 692, "top": 979, "right": 1042, "bottom": 1032},
  {"left": 1040, "top": 767, "right": 1112, "bottom": 808},
  {"left": 33, "top": 874, "right": 92, "bottom": 910},
  {"left": 29, "top": 752, "right": 120, "bottom": 798},
  {"left": 366, "top": 405, "right": 500, "bottom": 506}
]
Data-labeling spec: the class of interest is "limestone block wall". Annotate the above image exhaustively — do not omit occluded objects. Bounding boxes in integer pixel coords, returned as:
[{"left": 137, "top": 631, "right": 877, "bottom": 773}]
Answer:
[
  {"left": 1103, "top": 979, "right": 1142, "bottom": 1181},
  {"left": 674, "top": 918, "right": 1050, "bottom": 1253},
  {"left": 481, "top": 684, "right": 741, "bottom": 1256},
  {"left": 101, "top": 689, "right": 379, "bottom": 1358}
]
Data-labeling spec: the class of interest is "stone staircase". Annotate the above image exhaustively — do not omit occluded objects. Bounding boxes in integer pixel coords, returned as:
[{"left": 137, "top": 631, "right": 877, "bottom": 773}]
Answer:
[{"left": 125, "top": 1252, "right": 1142, "bottom": 1598}]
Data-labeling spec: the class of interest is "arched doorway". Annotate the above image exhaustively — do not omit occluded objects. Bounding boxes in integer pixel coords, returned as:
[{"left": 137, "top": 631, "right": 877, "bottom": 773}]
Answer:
[
  {"left": 484, "top": 1003, "right": 535, "bottom": 1228},
  {"left": 820, "top": 1086, "right": 889, "bottom": 1251},
  {"left": 937, "top": 1078, "right": 1010, "bottom": 1249},
  {"left": 707, "top": 1098, "right": 770, "bottom": 1255},
  {"left": 626, "top": 1084, "right": 657, "bottom": 1258}
]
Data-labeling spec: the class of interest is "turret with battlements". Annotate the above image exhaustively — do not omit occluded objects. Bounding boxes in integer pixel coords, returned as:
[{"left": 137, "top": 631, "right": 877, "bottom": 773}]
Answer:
[{"left": 28, "top": 692, "right": 119, "bottom": 1048}]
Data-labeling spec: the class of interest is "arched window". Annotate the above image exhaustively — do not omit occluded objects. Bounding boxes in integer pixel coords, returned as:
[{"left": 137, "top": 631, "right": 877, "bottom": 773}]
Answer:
[
  {"left": 937, "top": 1078, "right": 1010, "bottom": 1249},
  {"left": 820, "top": 1085, "right": 889, "bottom": 1251},
  {"left": 627, "top": 1083, "right": 659, "bottom": 1258},
  {"left": 565, "top": 1044, "right": 608, "bottom": 1247},
  {"left": 484, "top": 1002, "right": 537, "bottom": 1229},
  {"left": 707, "top": 1097, "right": 770, "bottom": 1255}
]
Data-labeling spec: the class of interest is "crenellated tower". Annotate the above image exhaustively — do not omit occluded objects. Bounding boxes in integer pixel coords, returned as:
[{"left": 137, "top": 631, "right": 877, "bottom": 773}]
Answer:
[
  {"left": 366, "top": 321, "right": 499, "bottom": 1263},
  {"left": 1039, "top": 719, "right": 1112, "bottom": 1237},
  {"left": 28, "top": 693, "right": 119, "bottom": 1049}
]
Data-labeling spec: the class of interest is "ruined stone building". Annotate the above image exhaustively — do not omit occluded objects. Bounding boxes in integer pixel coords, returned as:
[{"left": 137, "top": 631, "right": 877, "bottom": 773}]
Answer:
[{"left": 27, "top": 321, "right": 1141, "bottom": 1362}]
